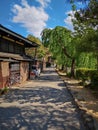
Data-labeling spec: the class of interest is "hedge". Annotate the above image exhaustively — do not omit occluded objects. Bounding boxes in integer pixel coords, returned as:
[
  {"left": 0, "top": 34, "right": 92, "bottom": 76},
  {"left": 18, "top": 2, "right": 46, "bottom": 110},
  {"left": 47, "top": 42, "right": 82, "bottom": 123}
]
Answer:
[{"left": 76, "top": 68, "right": 98, "bottom": 89}]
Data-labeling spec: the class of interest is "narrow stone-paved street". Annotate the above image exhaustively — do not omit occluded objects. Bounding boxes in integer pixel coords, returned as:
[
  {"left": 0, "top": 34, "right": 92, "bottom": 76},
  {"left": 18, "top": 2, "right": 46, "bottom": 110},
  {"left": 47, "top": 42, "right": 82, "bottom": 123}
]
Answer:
[{"left": 0, "top": 67, "right": 86, "bottom": 130}]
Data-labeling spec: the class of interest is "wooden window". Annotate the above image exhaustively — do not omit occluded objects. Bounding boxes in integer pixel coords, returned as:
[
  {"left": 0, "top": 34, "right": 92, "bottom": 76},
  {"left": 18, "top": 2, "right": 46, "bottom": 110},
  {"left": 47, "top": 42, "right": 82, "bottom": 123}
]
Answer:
[
  {"left": 15, "top": 44, "right": 24, "bottom": 55},
  {"left": 0, "top": 37, "right": 25, "bottom": 55},
  {"left": 9, "top": 63, "right": 20, "bottom": 76},
  {"left": 15, "top": 44, "right": 21, "bottom": 54},
  {"left": 10, "top": 63, "right": 20, "bottom": 72},
  {"left": 9, "top": 42, "right": 14, "bottom": 53},
  {"left": 0, "top": 38, "right": 9, "bottom": 52}
]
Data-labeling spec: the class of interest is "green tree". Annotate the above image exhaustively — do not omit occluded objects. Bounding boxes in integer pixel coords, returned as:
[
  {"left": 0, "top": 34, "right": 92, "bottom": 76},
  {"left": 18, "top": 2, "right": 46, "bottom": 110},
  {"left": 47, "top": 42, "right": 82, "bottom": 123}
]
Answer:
[
  {"left": 26, "top": 34, "right": 46, "bottom": 59},
  {"left": 72, "top": 0, "right": 98, "bottom": 70},
  {"left": 41, "top": 26, "right": 77, "bottom": 77}
]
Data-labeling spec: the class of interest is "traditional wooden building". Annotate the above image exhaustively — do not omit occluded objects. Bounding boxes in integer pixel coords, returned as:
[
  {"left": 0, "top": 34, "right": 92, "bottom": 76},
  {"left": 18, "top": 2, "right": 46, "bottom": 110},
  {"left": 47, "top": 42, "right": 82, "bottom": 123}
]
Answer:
[{"left": 0, "top": 25, "right": 38, "bottom": 88}]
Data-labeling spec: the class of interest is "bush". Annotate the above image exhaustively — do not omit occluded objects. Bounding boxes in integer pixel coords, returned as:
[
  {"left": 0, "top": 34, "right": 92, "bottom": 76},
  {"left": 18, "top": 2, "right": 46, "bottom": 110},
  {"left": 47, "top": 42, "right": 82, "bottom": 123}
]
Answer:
[
  {"left": 0, "top": 87, "right": 9, "bottom": 95},
  {"left": 66, "top": 72, "right": 72, "bottom": 78},
  {"left": 76, "top": 68, "right": 91, "bottom": 81},
  {"left": 76, "top": 68, "right": 97, "bottom": 88},
  {"left": 46, "top": 62, "right": 51, "bottom": 67},
  {"left": 90, "top": 71, "right": 98, "bottom": 89}
]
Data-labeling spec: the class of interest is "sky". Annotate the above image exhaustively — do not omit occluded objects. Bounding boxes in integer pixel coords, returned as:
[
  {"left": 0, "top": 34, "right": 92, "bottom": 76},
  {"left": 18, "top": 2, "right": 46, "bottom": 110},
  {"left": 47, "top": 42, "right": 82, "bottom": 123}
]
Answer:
[{"left": 0, "top": 0, "right": 84, "bottom": 38}]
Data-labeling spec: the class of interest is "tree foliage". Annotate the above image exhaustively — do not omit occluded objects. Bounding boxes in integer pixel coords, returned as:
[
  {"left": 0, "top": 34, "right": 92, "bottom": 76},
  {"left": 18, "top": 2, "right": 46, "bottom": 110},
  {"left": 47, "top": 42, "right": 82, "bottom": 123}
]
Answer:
[
  {"left": 41, "top": 0, "right": 98, "bottom": 77},
  {"left": 72, "top": 0, "right": 98, "bottom": 69},
  {"left": 41, "top": 26, "right": 77, "bottom": 77},
  {"left": 26, "top": 34, "right": 46, "bottom": 59},
  {"left": 27, "top": 34, "right": 41, "bottom": 45}
]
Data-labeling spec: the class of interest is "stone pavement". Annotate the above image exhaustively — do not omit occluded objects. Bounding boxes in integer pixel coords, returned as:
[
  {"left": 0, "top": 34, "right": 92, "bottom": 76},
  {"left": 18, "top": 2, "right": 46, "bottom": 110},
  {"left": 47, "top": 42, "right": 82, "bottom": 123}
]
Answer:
[{"left": 0, "top": 67, "right": 86, "bottom": 130}]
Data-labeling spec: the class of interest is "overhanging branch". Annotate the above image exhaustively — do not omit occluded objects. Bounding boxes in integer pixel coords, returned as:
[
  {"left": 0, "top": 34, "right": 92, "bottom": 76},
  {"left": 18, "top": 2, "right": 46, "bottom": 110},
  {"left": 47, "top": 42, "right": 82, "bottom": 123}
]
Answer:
[{"left": 62, "top": 47, "right": 73, "bottom": 59}]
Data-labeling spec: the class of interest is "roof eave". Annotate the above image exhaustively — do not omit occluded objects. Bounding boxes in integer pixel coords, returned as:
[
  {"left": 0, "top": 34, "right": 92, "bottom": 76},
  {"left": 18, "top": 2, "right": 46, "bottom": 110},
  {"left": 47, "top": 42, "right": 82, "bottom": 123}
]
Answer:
[{"left": 0, "top": 24, "right": 38, "bottom": 47}]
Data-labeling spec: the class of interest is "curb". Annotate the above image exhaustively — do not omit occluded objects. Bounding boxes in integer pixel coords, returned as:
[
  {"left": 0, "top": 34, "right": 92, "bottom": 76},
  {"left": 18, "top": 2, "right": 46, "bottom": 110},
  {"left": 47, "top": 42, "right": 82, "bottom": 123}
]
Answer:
[{"left": 65, "top": 82, "right": 96, "bottom": 130}]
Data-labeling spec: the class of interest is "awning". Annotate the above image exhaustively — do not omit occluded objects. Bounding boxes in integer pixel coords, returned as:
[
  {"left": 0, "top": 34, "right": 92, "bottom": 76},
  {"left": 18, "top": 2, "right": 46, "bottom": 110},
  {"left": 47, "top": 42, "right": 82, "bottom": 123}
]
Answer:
[
  {"left": 0, "top": 52, "right": 34, "bottom": 62},
  {"left": 0, "top": 58, "right": 18, "bottom": 62}
]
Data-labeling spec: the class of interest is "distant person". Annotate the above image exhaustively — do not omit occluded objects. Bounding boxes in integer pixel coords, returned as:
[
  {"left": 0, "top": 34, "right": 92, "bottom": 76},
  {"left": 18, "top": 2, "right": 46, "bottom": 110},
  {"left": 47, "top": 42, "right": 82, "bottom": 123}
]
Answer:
[
  {"left": 37, "top": 67, "right": 41, "bottom": 77},
  {"left": 32, "top": 66, "right": 40, "bottom": 78}
]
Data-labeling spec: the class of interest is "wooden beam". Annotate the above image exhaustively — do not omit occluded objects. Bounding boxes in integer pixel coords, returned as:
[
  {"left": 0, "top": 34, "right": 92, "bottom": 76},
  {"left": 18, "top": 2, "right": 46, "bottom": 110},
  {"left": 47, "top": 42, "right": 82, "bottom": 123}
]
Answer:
[
  {"left": 2, "top": 36, "right": 24, "bottom": 45},
  {"left": 3, "top": 36, "right": 14, "bottom": 42}
]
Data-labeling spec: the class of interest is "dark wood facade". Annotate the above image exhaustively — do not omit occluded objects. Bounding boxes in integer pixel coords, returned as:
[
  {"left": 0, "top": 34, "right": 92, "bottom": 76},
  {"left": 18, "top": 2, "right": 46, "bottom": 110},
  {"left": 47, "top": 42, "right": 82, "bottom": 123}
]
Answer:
[
  {"left": 0, "top": 25, "right": 38, "bottom": 88},
  {"left": 0, "top": 37, "right": 25, "bottom": 55}
]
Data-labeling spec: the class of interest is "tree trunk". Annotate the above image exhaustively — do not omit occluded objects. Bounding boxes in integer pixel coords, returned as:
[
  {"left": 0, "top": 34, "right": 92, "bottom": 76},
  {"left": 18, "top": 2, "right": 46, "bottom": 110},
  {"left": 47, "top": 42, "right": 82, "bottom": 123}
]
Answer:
[
  {"left": 96, "top": 55, "right": 98, "bottom": 71},
  {"left": 65, "top": 64, "right": 68, "bottom": 73},
  {"left": 61, "top": 64, "right": 64, "bottom": 71},
  {"left": 34, "top": 48, "right": 37, "bottom": 65},
  {"left": 63, "top": 47, "right": 76, "bottom": 77},
  {"left": 71, "top": 58, "right": 75, "bottom": 78}
]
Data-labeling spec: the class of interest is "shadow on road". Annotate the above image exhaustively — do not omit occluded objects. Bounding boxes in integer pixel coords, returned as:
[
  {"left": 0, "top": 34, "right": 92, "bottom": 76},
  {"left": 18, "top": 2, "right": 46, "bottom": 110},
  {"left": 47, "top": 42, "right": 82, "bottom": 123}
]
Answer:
[{"left": 0, "top": 86, "right": 84, "bottom": 130}]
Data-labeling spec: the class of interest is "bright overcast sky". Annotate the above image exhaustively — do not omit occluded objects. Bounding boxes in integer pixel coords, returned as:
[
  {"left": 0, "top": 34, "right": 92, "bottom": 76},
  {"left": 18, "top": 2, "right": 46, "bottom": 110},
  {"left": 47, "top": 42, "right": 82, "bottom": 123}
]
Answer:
[{"left": 0, "top": 0, "right": 84, "bottom": 38}]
